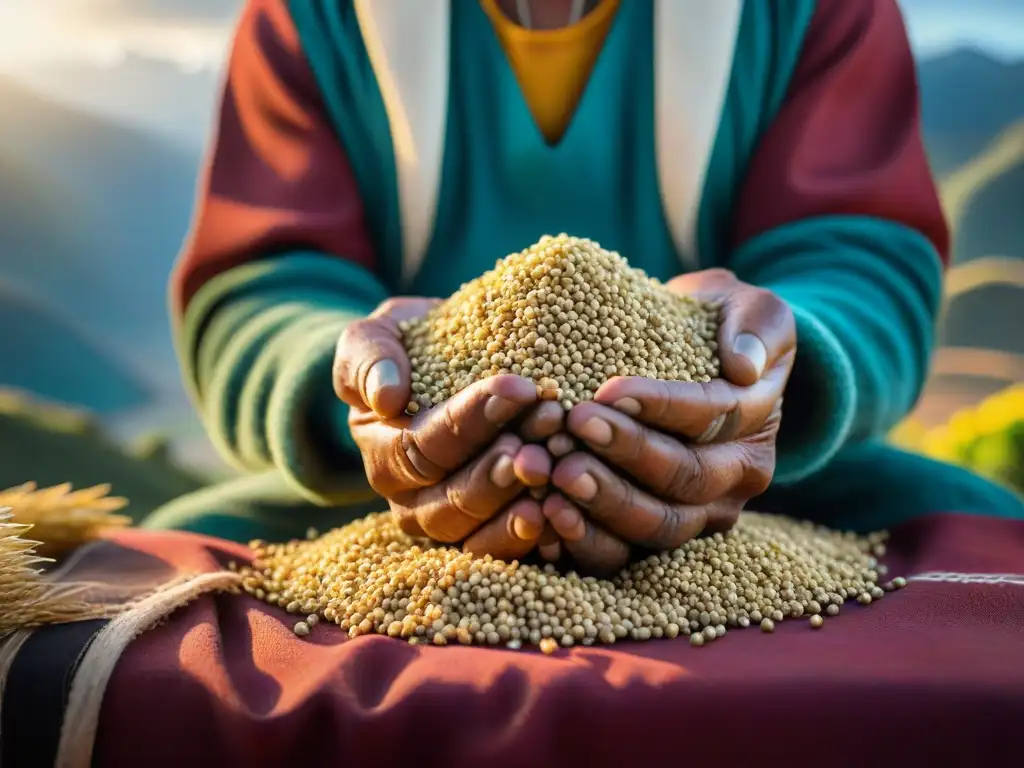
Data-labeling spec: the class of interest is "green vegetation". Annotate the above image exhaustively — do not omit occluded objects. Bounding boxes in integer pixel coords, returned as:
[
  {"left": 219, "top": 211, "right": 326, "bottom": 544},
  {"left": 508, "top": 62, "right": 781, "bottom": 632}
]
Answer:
[
  {"left": 903, "top": 385, "right": 1024, "bottom": 496},
  {"left": 0, "top": 390, "right": 206, "bottom": 523}
]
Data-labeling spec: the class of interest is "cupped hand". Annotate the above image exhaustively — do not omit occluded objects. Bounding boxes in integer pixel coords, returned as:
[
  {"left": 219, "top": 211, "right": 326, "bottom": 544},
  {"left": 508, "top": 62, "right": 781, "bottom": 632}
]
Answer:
[
  {"left": 544, "top": 269, "right": 797, "bottom": 575},
  {"left": 332, "top": 297, "right": 554, "bottom": 560}
]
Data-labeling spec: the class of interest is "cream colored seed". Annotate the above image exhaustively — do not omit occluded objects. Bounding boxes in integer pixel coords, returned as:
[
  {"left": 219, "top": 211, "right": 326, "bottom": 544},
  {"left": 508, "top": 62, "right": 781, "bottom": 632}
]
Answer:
[
  {"left": 293, "top": 621, "right": 310, "bottom": 637},
  {"left": 237, "top": 509, "right": 895, "bottom": 653},
  {"left": 809, "top": 614, "right": 824, "bottom": 629}
]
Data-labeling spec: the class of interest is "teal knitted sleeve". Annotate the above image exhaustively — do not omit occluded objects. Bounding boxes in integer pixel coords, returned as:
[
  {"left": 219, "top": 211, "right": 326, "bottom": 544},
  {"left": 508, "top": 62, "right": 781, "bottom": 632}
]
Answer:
[
  {"left": 728, "top": 215, "right": 944, "bottom": 484},
  {"left": 177, "top": 253, "right": 389, "bottom": 505}
]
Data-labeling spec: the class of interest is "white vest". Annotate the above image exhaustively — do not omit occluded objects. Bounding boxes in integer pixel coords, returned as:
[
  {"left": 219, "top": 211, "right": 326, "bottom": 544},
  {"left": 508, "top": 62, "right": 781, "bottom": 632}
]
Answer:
[{"left": 352, "top": 0, "right": 743, "bottom": 280}]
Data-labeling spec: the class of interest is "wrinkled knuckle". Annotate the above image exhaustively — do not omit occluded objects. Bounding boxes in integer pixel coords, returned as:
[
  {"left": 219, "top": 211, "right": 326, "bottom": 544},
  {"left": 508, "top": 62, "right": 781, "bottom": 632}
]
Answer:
[
  {"left": 747, "top": 285, "right": 776, "bottom": 305},
  {"left": 342, "top": 318, "right": 373, "bottom": 343},
  {"left": 653, "top": 379, "right": 676, "bottom": 421},
  {"left": 374, "top": 298, "right": 402, "bottom": 317},
  {"left": 364, "top": 453, "right": 398, "bottom": 496},
  {"left": 493, "top": 432, "right": 523, "bottom": 453},
  {"left": 651, "top": 502, "right": 685, "bottom": 548},
  {"left": 705, "top": 268, "right": 736, "bottom": 283},
  {"left": 441, "top": 399, "right": 463, "bottom": 438},
  {"left": 399, "top": 428, "right": 435, "bottom": 484},
  {"left": 709, "top": 502, "right": 742, "bottom": 534},
  {"left": 444, "top": 483, "right": 476, "bottom": 518},
  {"left": 393, "top": 507, "right": 420, "bottom": 536},
  {"left": 421, "top": 512, "right": 466, "bottom": 543},
  {"left": 618, "top": 474, "right": 638, "bottom": 513},
  {"left": 332, "top": 365, "right": 350, "bottom": 401},
  {"left": 756, "top": 288, "right": 796, "bottom": 333},
  {"left": 366, "top": 466, "right": 388, "bottom": 496},
  {"left": 690, "top": 450, "right": 716, "bottom": 500},
  {"left": 748, "top": 464, "right": 775, "bottom": 496},
  {"left": 664, "top": 452, "right": 699, "bottom": 501},
  {"left": 332, "top": 344, "right": 355, "bottom": 394},
  {"left": 617, "top": 422, "right": 646, "bottom": 464},
  {"left": 741, "top": 445, "right": 775, "bottom": 496},
  {"left": 761, "top": 288, "right": 792, "bottom": 317}
]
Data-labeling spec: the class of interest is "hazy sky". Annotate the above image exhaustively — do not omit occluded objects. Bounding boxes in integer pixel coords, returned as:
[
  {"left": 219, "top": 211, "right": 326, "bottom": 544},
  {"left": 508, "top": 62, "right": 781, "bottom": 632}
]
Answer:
[{"left": 0, "top": 0, "right": 1020, "bottom": 73}]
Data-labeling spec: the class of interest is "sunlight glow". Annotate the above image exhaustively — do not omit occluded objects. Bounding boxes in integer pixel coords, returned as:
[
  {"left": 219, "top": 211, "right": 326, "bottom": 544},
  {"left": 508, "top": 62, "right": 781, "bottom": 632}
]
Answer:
[
  {"left": 0, "top": 0, "right": 1019, "bottom": 76},
  {"left": 0, "top": 3, "right": 235, "bottom": 73}
]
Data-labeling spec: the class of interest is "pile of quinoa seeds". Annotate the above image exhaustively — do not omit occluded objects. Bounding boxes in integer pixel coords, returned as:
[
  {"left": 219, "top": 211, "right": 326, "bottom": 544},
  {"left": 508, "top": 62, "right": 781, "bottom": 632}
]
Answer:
[
  {"left": 234, "top": 234, "right": 907, "bottom": 652},
  {"left": 236, "top": 512, "right": 905, "bottom": 653},
  {"left": 398, "top": 233, "right": 721, "bottom": 412}
]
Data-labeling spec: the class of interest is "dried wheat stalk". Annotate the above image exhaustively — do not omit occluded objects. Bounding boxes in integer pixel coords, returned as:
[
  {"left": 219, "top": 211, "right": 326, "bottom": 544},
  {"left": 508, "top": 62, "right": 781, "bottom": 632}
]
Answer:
[
  {"left": 0, "top": 482, "right": 130, "bottom": 558},
  {"left": 0, "top": 507, "right": 117, "bottom": 638}
]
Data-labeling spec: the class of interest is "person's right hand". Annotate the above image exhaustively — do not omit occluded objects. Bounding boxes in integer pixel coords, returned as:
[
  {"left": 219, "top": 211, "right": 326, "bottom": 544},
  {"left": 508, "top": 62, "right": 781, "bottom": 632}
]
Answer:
[{"left": 332, "top": 298, "right": 557, "bottom": 560}]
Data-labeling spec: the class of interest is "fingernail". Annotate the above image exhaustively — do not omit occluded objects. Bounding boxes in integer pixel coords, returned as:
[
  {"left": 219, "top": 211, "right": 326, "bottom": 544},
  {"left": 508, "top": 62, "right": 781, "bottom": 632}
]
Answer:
[
  {"left": 539, "top": 542, "right": 561, "bottom": 561},
  {"left": 613, "top": 397, "right": 642, "bottom": 416},
  {"left": 490, "top": 454, "right": 517, "bottom": 488},
  {"left": 547, "top": 433, "right": 575, "bottom": 457},
  {"left": 733, "top": 333, "right": 767, "bottom": 380},
  {"left": 566, "top": 472, "right": 598, "bottom": 501},
  {"left": 366, "top": 359, "right": 400, "bottom": 410},
  {"left": 696, "top": 413, "right": 726, "bottom": 444},
  {"left": 512, "top": 514, "right": 536, "bottom": 540},
  {"left": 484, "top": 396, "right": 519, "bottom": 424},
  {"left": 578, "top": 417, "right": 613, "bottom": 447}
]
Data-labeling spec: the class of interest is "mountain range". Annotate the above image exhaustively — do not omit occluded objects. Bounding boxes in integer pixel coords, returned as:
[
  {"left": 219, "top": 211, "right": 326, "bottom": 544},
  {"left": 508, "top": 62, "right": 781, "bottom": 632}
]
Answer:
[
  {"left": 14, "top": 53, "right": 221, "bottom": 148},
  {"left": 0, "top": 46, "right": 1021, "bottom": 454},
  {"left": 919, "top": 49, "right": 1024, "bottom": 174},
  {"left": 919, "top": 51, "right": 1024, "bottom": 366}
]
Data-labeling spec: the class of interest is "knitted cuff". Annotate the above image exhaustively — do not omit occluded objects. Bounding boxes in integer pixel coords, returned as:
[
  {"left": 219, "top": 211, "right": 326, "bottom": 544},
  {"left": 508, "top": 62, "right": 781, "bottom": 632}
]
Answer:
[
  {"left": 265, "top": 321, "right": 375, "bottom": 506},
  {"left": 771, "top": 302, "right": 858, "bottom": 485}
]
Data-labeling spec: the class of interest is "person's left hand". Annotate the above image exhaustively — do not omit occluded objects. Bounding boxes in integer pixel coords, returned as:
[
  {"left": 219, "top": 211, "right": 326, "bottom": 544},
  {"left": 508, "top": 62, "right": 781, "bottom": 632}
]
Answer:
[{"left": 543, "top": 269, "right": 797, "bottom": 575}]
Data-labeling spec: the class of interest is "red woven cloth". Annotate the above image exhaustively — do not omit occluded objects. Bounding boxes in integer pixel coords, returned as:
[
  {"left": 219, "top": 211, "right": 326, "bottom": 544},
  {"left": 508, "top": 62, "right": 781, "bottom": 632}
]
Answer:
[{"left": 93, "top": 514, "right": 1024, "bottom": 768}]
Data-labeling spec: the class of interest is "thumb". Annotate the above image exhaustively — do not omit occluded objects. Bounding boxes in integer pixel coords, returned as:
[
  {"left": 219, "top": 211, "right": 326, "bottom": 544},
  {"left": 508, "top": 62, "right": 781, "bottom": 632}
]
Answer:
[
  {"left": 717, "top": 286, "right": 796, "bottom": 387},
  {"left": 332, "top": 317, "right": 412, "bottom": 418}
]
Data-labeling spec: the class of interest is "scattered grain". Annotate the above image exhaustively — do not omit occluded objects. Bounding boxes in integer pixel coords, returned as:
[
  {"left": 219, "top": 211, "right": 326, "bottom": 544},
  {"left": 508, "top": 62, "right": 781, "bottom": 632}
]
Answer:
[{"left": 236, "top": 510, "right": 895, "bottom": 652}]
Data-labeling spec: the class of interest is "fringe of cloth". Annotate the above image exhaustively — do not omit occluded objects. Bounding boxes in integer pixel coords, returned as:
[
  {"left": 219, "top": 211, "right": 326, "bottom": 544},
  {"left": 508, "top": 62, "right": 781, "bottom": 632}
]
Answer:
[{"left": 53, "top": 570, "right": 242, "bottom": 768}]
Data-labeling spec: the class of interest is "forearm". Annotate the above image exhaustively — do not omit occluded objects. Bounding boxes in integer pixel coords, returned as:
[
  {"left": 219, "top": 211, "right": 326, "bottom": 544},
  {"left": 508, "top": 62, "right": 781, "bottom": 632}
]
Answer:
[
  {"left": 180, "top": 254, "right": 388, "bottom": 504},
  {"left": 730, "top": 215, "right": 943, "bottom": 483},
  {"left": 169, "top": 0, "right": 390, "bottom": 503},
  {"left": 726, "top": 0, "right": 948, "bottom": 484}
]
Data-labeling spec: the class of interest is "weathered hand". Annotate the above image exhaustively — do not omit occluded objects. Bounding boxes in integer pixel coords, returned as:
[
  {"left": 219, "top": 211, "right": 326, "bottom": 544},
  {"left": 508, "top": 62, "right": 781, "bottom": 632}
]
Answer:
[
  {"left": 332, "top": 298, "right": 550, "bottom": 560},
  {"left": 545, "top": 269, "right": 797, "bottom": 575}
]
